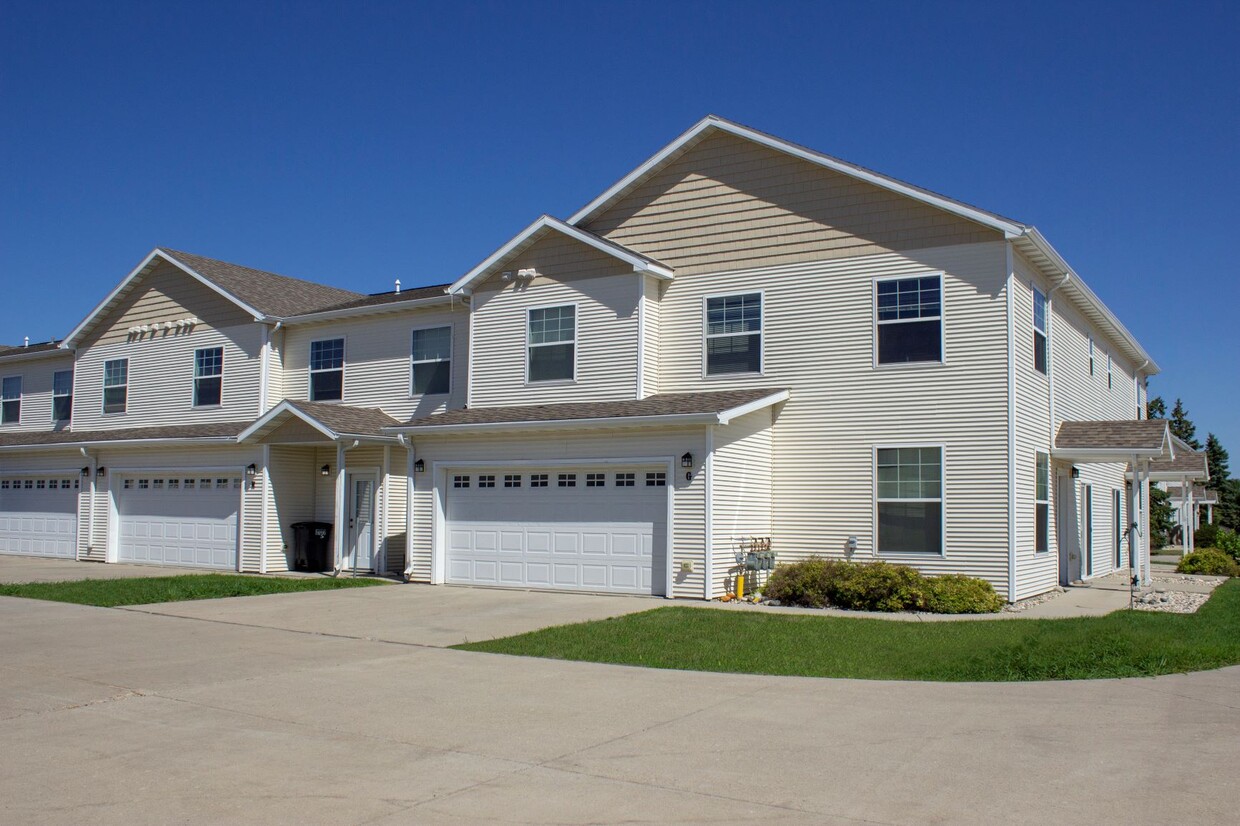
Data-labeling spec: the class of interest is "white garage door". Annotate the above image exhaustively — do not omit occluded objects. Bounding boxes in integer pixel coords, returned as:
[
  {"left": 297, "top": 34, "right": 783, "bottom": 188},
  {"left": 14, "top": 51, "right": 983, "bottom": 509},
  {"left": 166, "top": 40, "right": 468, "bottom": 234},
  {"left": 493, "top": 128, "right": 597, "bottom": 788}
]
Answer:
[
  {"left": 118, "top": 475, "right": 240, "bottom": 569},
  {"left": 446, "top": 466, "right": 668, "bottom": 595},
  {"left": 0, "top": 476, "right": 79, "bottom": 558}
]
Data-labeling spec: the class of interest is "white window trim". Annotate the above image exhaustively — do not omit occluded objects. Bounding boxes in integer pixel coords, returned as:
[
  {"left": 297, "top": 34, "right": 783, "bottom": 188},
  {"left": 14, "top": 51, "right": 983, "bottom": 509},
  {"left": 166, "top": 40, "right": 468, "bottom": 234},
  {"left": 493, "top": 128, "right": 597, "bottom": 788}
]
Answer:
[
  {"left": 701, "top": 289, "right": 765, "bottom": 379},
  {"left": 309, "top": 336, "right": 346, "bottom": 403},
  {"left": 0, "top": 374, "right": 21, "bottom": 426},
  {"left": 51, "top": 369, "right": 73, "bottom": 423},
  {"left": 192, "top": 346, "right": 225, "bottom": 409},
  {"left": 410, "top": 324, "right": 453, "bottom": 397},
  {"left": 102, "top": 358, "right": 129, "bottom": 416},
  {"left": 1106, "top": 351, "right": 1113, "bottom": 390},
  {"left": 872, "top": 272, "right": 946, "bottom": 369},
  {"left": 525, "top": 302, "right": 578, "bottom": 386},
  {"left": 872, "top": 442, "right": 946, "bottom": 558},
  {"left": 1035, "top": 450, "right": 1050, "bottom": 554},
  {"left": 1032, "top": 285, "right": 1049, "bottom": 376},
  {"left": 1088, "top": 335, "right": 1095, "bottom": 377}
]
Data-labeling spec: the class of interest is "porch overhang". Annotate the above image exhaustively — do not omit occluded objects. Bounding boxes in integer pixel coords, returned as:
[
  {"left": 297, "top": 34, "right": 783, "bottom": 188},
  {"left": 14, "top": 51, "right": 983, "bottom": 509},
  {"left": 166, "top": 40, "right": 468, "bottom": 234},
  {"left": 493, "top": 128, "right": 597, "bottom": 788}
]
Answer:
[
  {"left": 237, "top": 399, "right": 401, "bottom": 444},
  {"left": 1052, "top": 419, "right": 1173, "bottom": 464},
  {"left": 1126, "top": 435, "right": 1209, "bottom": 482}
]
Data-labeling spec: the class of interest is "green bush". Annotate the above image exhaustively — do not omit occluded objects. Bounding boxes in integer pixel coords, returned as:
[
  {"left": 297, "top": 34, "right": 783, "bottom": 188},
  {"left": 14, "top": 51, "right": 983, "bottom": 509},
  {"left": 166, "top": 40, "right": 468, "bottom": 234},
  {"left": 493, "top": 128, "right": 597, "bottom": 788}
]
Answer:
[
  {"left": 1214, "top": 528, "right": 1240, "bottom": 560},
  {"left": 1194, "top": 523, "right": 1221, "bottom": 549},
  {"left": 1176, "top": 548, "right": 1240, "bottom": 577},
  {"left": 923, "top": 574, "right": 1005, "bottom": 614},
  {"left": 762, "top": 557, "right": 1003, "bottom": 613}
]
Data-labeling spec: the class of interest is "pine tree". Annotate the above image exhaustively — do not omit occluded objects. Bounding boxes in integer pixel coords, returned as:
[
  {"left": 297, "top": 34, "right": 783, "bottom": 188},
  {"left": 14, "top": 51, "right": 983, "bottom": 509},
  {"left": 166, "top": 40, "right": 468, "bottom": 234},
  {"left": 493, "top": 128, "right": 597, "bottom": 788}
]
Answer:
[
  {"left": 1169, "top": 398, "right": 1201, "bottom": 449},
  {"left": 1205, "top": 433, "right": 1230, "bottom": 492},
  {"left": 1147, "top": 396, "right": 1166, "bottom": 419},
  {"left": 1149, "top": 485, "right": 1176, "bottom": 549}
]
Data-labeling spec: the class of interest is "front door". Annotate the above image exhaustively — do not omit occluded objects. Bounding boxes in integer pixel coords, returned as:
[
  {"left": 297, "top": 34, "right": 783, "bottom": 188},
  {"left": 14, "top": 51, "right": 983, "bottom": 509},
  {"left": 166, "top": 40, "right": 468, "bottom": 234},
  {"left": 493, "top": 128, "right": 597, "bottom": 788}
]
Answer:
[
  {"left": 345, "top": 473, "right": 376, "bottom": 572},
  {"left": 1056, "top": 469, "right": 1081, "bottom": 585}
]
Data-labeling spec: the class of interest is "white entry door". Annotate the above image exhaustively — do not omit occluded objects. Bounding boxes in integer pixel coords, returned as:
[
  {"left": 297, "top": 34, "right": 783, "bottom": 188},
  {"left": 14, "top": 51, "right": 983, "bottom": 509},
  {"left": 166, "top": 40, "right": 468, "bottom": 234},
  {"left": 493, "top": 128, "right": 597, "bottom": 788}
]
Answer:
[
  {"left": 445, "top": 466, "right": 667, "bottom": 595},
  {"left": 0, "top": 476, "right": 79, "bottom": 558},
  {"left": 118, "top": 475, "right": 240, "bottom": 569},
  {"left": 344, "top": 472, "right": 376, "bottom": 572}
]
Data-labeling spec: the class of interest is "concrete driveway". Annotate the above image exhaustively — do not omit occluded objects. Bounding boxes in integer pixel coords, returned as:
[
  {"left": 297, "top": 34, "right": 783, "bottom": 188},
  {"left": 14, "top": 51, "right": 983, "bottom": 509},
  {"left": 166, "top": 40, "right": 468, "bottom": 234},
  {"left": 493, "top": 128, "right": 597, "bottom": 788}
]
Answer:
[{"left": 2, "top": 587, "right": 1239, "bottom": 824}]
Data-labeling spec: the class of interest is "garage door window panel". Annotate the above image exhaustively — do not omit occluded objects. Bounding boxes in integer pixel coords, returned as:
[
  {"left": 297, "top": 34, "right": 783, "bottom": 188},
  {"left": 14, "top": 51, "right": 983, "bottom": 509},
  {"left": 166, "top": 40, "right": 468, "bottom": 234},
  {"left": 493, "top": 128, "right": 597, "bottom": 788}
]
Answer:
[
  {"left": 877, "top": 446, "right": 943, "bottom": 554},
  {"left": 527, "top": 306, "right": 576, "bottom": 383},
  {"left": 411, "top": 326, "right": 452, "bottom": 395}
]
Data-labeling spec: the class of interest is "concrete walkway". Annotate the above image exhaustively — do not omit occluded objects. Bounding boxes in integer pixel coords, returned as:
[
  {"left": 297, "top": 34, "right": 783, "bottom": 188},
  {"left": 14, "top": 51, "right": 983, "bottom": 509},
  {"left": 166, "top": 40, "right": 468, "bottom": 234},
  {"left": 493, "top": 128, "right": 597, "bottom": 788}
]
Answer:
[{"left": 1, "top": 592, "right": 1237, "bottom": 825}]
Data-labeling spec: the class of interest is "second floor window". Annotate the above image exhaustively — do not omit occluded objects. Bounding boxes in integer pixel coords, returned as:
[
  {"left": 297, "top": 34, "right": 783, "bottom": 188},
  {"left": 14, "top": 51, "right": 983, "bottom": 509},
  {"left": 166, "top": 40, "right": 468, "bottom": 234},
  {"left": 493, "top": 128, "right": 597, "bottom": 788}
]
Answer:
[
  {"left": 876, "top": 276, "right": 942, "bottom": 364},
  {"left": 52, "top": 370, "right": 72, "bottom": 422},
  {"left": 310, "top": 338, "right": 344, "bottom": 401},
  {"left": 706, "top": 293, "right": 762, "bottom": 375},
  {"left": 194, "top": 347, "right": 223, "bottom": 407},
  {"left": 1033, "top": 287, "right": 1048, "bottom": 375},
  {"left": 1, "top": 376, "right": 20, "bottom": 424},
  {"left": 528, "top": 306, "right": 575, "bottom": 382},
  {"left": 411, "top": 326, "right": 451, "bottom": 395},
  {"left": 103, "top": 359, "right": 128, "bottom": 414}
]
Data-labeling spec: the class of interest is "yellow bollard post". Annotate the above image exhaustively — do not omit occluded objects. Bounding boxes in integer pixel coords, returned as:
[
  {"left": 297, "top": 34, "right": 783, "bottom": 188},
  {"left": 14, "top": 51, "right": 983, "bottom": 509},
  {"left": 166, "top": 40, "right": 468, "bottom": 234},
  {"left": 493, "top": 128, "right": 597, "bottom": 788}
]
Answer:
[{"left": 735, "top": 572, "right": 745, "bottom": 600}]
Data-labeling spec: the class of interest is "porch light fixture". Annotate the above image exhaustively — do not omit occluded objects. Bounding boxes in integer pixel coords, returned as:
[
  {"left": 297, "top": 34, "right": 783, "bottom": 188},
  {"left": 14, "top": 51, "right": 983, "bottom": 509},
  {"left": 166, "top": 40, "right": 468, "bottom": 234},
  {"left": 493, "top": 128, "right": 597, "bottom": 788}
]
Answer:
[
  {"left": 680, "top": 452, "right": 694, "bottom": 469},
  {"left": 245, "top": 463, "right": 257, "bottom": 478},
  {"left": 80, "top": 466, "right": 90, "bottom": 477},
  {"left": 414, "top": 459, "right": 425, "bottom": 473},
  {"left": 1070, "top": 466, "right": 1081, "bottom": 479},
  {"left": 96, "top": 467, "right": 106, "bottom": 477},
  {"left": 320, "top": 464, "right": 331, "bottom": 476}
]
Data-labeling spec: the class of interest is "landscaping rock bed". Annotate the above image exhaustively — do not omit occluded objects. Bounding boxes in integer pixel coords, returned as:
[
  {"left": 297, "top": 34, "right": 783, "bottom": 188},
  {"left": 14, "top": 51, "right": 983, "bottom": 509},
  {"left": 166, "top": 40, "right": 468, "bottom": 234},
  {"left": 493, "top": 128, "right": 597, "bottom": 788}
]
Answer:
[
  {"left": 1134, "top": 590, "right": 1210, "bottom": 613},
  {"left": 1002, "top": 586, "right": 1065, "bottom": 613}
]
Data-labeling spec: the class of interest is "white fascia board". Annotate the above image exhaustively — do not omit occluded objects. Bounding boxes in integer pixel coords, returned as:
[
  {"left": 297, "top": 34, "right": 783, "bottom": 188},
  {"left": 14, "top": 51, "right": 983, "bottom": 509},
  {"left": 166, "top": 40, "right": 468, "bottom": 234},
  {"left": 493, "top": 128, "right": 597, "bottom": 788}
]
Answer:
[
  {"left": 63, "top": 249, "right": 267, "bottom": 346},
  {"left": 271, "top": 294, "right": 453, "bottom": 326},
  {"left": 236, "top": 400, "right": 339, "bottom": 443},
  {"left": 568, "top": 116, "right": 1027, "bottom": 236},
  {"left": 715, "top": 390, "right": 790, "bottom": 425},
  {"left": 0, "top": 348, "right": 75, "bottom": 364},
  {"left": 1138, "top": 470, "right": 1211, "bottom": 482},
  {"left": 388, "top": 411, "right": 721, "bottom": 435},
  {"left": 1051, "top": 447, "right": 1168, "bottom": 462},
  {"left": 448, "top": 215, "right": 673, "bottom": 295},
  {"left": 0, "top": 437, "right": 241, "bottom": 452}
]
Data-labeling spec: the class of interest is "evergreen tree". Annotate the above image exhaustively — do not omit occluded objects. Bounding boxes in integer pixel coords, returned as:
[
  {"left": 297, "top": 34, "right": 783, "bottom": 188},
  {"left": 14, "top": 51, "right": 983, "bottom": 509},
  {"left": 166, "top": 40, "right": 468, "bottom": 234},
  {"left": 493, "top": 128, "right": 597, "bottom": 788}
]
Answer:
[
  {"left": 1169, "top": 398, "right": 1201, "bottom": 448},
  {"left": 1221, "top": 479, "right": 1240, "bottom": 533},
  {"left": 1147, "top": 396, "right": 1166, "bottom": 419},
  {"left": 1149, "top": 485, "right": 1175, "bottom": 549},
  {"left": 1205, "top": 433, "right": 1230, "bottom": 492}
]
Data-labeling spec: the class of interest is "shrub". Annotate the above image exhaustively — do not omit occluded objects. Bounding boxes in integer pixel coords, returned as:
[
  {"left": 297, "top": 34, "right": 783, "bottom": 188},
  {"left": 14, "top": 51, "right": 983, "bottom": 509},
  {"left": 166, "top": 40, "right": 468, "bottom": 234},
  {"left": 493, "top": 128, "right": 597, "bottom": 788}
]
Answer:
[
  {"left": 1214, "top": 528, "right": 1240, "bottom": 560},
  {"left": 1195, "top": 523, "right": 1221, "bottom": 550},
  {"left": 923, "top": 574, "right": 1005, "bottom": 614},
  {"left": 761, "top": 557, "right": 839, "bottom": 608},
  {"left": 1176, "top": 548, "right": 1240, "bottom": 577},
  {"left": 829, "top": 561, "right": 927, "bottom": 612}
]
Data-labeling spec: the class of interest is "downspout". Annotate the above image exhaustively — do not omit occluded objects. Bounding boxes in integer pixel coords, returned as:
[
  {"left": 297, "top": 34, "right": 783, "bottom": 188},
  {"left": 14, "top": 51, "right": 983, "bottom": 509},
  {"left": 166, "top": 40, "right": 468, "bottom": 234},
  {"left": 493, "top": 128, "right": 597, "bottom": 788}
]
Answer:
[
  {"left": 259, "top": 444, "right": 271, "bottom": 574},
  {"left": 332, "top": 439, "right": 360, "bottom": 575},
  {"left": 398, "top": 433, "right": 416, "bottom": 581},
  {"left": 1134, "top": 359, "right": 1148, "bottom": 418},
  {"left": 463, "top": 293, "right": 475, "bottom": 408},
  {"left": 1005, "top": 243, "right": 1017, "bottom": 602}
]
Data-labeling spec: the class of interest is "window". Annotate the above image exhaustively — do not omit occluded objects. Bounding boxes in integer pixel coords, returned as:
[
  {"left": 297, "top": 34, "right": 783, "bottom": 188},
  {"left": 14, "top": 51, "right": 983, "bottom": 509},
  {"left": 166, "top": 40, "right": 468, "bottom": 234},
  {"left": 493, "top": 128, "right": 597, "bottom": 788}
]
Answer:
[
  {"left": 875, "top": 276, "right": 942, "bottom": 364},
  {"left": 194, "top": 347, "right": 223, "bottom": 407},
  {"left": 557, "top": 473, "right": 577, "bottom": 487},
  {"left": 309, "top": 339, "right": 344, "bottom": 401},
  {"left": 453, "top": 475, "right": 470, "bottom": 488},
  {"left": 705, "top": 293, "right": 762, "bottom": 375},
  {"left": 138, "top": 479, "right": 149, "bottom": 489},
  {"left": 411, "top": 326, "right": 451, "bottom": 395},
  {"left": 52, "top": 370, "right": 72, "bottom": 422},
  {"left": 103, "top": 359, "right": 128, "bottom": 413},
  {"left": 215, "top": 478, "right": 229, "bottom": 489},
  {"left": 1106, "top": 352, "right": 1113, "bottom": 389},
  {"left": 1, "top": 376, "right": 20, "bottom": 424},
  {"left": 586, "top": 473, "right": 605, "bottom": 487},
  {"left": 168, "top": 478, "right": 179, "bottom": 490},
  {"left": 876, "top": 447, "right": 943, "bottom": 554},
  {"left": 615, "top": 472, "right": 635, "bottom": 487},
  {"left": 1088, "top": 337, "right": 1095, "bottom": 376},
  {"left": 1032, "top": 287, "right": 1048, "bottom": 375},
  {"left": 530, "top": 473, "right": 548, "bottom": 488},
  {"left": 645, "top": 472, "right": 667, "bottom": 487},
  {"left": 184, "top": 478, "right": 196, "bottom": 489},
  {"left": 503, "top": 474, "right": 522, "bottom": 488},
  {"left": 477, "top": 474, "right": 495, "bottom": 488},
  {"left": 1035, "top": 452, "right": 1050, "bottom": 553},
  {"left": 153, "top": 479, "right": 164, "bottom": 489},
  {"left": 528, "top": 306, "right": 575, "bottom": 382}
]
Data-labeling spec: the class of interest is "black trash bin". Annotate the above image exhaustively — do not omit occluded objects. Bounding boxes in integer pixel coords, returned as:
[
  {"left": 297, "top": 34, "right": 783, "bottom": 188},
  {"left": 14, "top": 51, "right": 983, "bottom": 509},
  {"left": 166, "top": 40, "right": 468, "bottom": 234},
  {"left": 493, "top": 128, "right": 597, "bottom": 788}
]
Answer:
[{"left": 291, "top": 522, "right": 333, "bottom": 572}]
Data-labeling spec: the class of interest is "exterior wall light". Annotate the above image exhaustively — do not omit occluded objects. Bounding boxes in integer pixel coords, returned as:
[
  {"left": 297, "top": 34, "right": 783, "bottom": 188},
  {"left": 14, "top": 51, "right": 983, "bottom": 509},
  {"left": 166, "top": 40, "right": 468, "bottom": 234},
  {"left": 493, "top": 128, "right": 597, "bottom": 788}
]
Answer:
[
  {"left": 96, "top": 467, "right": 106, "bottom": 477},
  {"left": 246, "top": 464, "right": 257, "bottom": 478},
  {"left": 680, "top": 452, "right": 694, "bottom": 468},
  {"left": 80, "top": 466, "right": 90, "bottom": 476},
  {"left": 1070, "top": 466, "right": 1081, "bottom": 479},
  {"left": 414, "top": 459, "right": 425, "bottom": 473},
  {"left": 320, "top": 464, "right": 331, "bottom": 476}
]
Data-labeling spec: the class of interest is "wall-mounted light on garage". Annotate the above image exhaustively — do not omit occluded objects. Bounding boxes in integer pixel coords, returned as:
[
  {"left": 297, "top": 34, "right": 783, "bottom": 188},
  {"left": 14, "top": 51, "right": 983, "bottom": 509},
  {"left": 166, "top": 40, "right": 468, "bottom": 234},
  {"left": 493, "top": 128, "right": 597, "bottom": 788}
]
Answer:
[
  {"left": 414, "top": 459, "right": 425, "bottom": 473},
  {"left": 96, "top": 467, "right": 106, "bottom": 477},
  {"left": 1070, "top": 466, "right": 1081, "bottom": 479},
  {"left": 80, "top": 466, "right": 90, "bottom": 477},
  {"left": 681, "top": 452, "right": 694, "bottom": 468},
  {"left": 320, "top": 464, "right": 331, "bottom": 476},
  {"left": 245, "top": 464, "right": 257, "bottom": 478}
]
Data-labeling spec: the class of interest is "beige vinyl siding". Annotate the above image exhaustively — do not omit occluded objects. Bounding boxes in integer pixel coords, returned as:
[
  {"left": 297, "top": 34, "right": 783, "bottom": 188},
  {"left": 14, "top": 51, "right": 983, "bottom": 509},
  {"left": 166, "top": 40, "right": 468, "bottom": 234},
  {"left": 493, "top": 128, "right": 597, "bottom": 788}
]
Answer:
[
  {"left": 583, "top": 130, "right": 1000, "bottom": 277},
  {"left": 266, "top": 445, "right": 318, "bottom": 571},
  {"left": 280, "top": 305, "right": 468, "bottom": 420},
  {"left": 313, "top": 446, "right": 336, "bottom": 522},
  {"left": 408, "top": 427, "right": 707, "bottom": 597},
  {"left": 469, "top": 233, "right": 641, "bottom": 407},
  {"left": 640, "top": 276, "right": 661, "bottom": 397},
  {"left": 651, "top": 241, "right": 1011, "bottom": 590},
  {"left": 72, "top": 323, "right": 262, "bottom": 432},
  {"left": 262, "top": 327, "right": 284, "bottom": 414},
  {"left": 240, "top": 476, "right": 263, "bottom": 572},
  {"left": 383, "top": 447, "right": 408, "bottom": 576},
  {"left": 710, "top": 409, "right": 773, "bottom": 598},
  {"left": 0, "top": 354, "right": 75, "bottom": 432}
]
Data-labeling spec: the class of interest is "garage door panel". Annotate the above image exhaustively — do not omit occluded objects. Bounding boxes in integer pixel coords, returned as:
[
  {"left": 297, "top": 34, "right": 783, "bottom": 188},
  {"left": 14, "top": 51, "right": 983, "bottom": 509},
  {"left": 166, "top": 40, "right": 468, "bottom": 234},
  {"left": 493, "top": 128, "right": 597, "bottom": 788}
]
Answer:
[
  {"left": 118, "top": 476, "right": 238, "bottom": 570},
  {"left": 0, "top": 477, "right": 79, "bottom": 559}
]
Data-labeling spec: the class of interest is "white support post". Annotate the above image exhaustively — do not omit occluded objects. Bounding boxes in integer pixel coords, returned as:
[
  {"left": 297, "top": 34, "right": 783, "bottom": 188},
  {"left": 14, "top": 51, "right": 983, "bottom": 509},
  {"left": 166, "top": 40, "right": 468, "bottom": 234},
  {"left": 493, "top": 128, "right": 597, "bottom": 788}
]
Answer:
[
  {"left": 333, "top": 442, "right": 346, "bottom": 573},
  {"left": 1139, "top": 463, "right": 1152, "bottom": 586},
  {"left": 1185, "top": 479, "right": 1194, "bottom": 555}
]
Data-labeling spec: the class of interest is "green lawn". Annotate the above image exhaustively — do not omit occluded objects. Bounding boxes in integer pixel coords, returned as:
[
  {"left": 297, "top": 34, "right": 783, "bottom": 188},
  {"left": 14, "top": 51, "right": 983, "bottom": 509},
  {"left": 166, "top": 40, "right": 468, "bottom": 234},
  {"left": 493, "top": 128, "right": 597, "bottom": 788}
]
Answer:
[
  {"left": 456, "top": 579, "right": 1240, "bottom": 682},
  {"left": 0, "top": 574, "right": 387, "bottom": 607}
]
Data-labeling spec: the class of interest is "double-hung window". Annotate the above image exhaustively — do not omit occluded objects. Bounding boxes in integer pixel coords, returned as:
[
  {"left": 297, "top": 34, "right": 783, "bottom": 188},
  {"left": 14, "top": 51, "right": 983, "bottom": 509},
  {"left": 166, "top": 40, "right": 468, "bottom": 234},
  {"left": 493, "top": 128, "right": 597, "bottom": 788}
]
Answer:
[
  {"left": 193, "top": 347, "right": 223, "bottom": 407},
  {"left": 1, "top": 376, "right": 20, "bottom": 424},
  {"left": 411, "top": 326, "right": 451, "bottom": 395},
  {"left": 705, "top": 293, "right": 762, "bottom": 375},
  {"left": 103, "top": 359, "right": 128, "bottom": 414},
  {"left": 876, "top": 446, "right": 943, "bottom": 554},
  {"left": 1033, "top": 287, "right": 1048, "bottom": 375},
  {"left": 310, "top": 338, "right": 344, "bottom": 401},
  {"left": 527, "top": 306, "right": 575, "bottom": 382},
  {"left": 1035, "top": 452, "right": 1050, "bottom": 553},
  {"left": 875, "top": 276, "right": 942, "bottom": 364},
  {"left": 52, "top": 370, "right": 72, "bottom": 422}
]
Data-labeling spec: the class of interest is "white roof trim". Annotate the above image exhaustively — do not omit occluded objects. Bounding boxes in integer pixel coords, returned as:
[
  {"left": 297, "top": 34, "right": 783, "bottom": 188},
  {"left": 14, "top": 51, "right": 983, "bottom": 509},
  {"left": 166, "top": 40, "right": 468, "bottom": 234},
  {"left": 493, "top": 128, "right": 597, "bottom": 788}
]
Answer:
[
  {"left": 237, "top": 400, "right": 338, "bottom": 443},
  {"left": 448, "top": 215, "right": 673, "bottom": 296},
  {"left": 568, "top": 116, "right": 1027, "bottom": 235},
  {"left": 63, "top": 249, "right": 266, "bottom": 347},
  {"left": 716, "top": 390, "right": 789, "bottom": 424},
  {"left": 0, "top": 437, "right": 240, "bottom": 452},
  {"left": 272, "top": 293, "right": 453, "bottom": 325}
]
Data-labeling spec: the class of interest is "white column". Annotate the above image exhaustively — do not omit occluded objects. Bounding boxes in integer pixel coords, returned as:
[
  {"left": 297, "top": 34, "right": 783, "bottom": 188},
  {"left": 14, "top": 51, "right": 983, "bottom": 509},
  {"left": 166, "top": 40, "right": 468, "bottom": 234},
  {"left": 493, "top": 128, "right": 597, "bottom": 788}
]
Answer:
[
  {"left": 1139, "top": 464, "right": 1152, "bottom": 586},
  {"left": 333, "top": 442, "right": 346, "bottom": 573},
  {"left": 1185, "top": 481, "right": 1195, "bottom": 554}
]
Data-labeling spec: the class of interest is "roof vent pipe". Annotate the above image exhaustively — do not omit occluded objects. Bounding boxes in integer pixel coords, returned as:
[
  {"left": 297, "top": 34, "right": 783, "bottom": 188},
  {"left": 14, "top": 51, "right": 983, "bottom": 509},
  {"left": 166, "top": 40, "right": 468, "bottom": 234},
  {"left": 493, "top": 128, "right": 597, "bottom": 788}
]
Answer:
[
  {"left": 395, "top": 279, "right": 401, "bottom": 294},
  {"left": 23, "top": 336, "right": 29, "bottom": 347}
]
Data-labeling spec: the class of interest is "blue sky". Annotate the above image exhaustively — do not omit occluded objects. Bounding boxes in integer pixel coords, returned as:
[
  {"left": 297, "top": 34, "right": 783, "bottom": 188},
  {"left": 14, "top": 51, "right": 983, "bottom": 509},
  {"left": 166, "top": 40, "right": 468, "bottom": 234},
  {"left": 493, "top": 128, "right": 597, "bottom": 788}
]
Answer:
[{"left": 2, "top": 1, "right": 1237, "bottom": 454}]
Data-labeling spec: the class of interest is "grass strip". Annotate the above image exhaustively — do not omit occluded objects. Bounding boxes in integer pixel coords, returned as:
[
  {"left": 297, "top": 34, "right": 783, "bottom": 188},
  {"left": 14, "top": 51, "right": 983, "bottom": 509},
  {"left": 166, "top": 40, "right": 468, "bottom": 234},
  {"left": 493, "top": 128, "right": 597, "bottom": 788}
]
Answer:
[
  {"left": 0, "top": 573, "right": 387, "bottom": 607},
  {"left": 456, "top": 579, "right": 1240, "bottom": 681}
]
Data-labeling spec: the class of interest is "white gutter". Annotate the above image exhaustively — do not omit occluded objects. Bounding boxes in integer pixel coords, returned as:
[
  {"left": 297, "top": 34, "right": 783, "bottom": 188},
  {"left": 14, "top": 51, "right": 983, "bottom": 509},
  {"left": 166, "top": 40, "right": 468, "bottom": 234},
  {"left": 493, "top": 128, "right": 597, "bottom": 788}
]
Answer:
[
  {"left": 269, "top": 293, "right": 453, "bottom": 326},
  {"left": 397, "top": 432, "right": 417, "bottom": 581},
  {"left": 0, "top": 348, "right": 74, "bottom": 364}
]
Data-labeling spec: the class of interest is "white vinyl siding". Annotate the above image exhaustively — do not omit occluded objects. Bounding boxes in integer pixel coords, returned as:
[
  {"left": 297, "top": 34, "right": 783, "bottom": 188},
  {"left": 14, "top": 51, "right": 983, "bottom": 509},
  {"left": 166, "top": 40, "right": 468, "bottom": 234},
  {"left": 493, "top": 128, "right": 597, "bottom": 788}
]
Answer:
[
  {"left": 0, "top": 355, "right": 74, "bottom": 432},
  {"left": 710, "top": 408, "right": 773, "bottom": 598},
  {"left": 640, "top": 275, "right": 661, "bottom": 397}
]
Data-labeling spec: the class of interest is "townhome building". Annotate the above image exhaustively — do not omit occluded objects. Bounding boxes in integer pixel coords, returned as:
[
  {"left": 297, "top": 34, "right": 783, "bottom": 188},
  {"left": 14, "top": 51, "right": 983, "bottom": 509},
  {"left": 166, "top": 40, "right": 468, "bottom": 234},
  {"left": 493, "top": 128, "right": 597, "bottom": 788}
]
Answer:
[{"left": 0, "top": 116, "right": 1204, "bottom": 600}]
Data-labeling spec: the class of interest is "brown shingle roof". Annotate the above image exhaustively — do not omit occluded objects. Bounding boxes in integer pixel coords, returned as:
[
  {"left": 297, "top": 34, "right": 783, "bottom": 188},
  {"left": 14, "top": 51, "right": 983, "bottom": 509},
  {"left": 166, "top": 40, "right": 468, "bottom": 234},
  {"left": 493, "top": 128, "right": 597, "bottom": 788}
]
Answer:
[
  {"left": 0, "top": 341, "right": 65, "bottom": 360},
  {"left": 285, "top": 400, "right": 400, "bottom": 438},
  {"left": 1149, "top": 436, "right": 1210, "bottom": 477},
  {"left": 161, "top": 249, "right": 364, "bottom": 318},
  {"left": 1055, "top": 419, "right": 1170, "bottom": 452},
  {"left": 399, "top": 389, "right": 787, "bottom": 429},
  {"left": 0, "top": 422, "right": 250, "bottom": 448},
  {"left": 1166, "top": 483, "right": 1216, "bottom": 502},
  {"left": 296, "top": 284, "right": 452, "bottom": 315}
]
